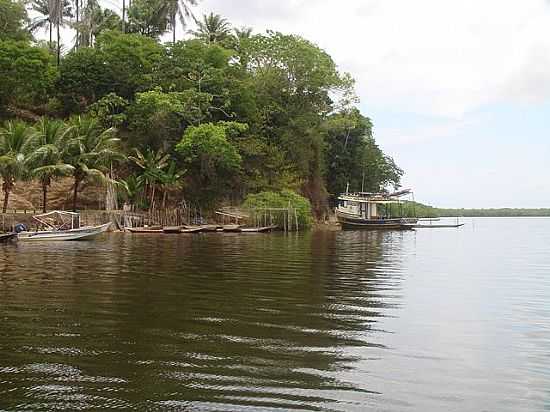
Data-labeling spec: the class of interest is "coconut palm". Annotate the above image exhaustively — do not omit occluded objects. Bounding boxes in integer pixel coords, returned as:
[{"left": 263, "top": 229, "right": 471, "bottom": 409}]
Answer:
[
  {"left": 28, "top": 0, "right": 72, "bottom": 53},
  {"left": 26, "top": 118, "right": 74, "bottom": 212},
  {"left": 159, "top": 161, "right": 184, "bottom": 208},
  {"left": 163, "top": 0, "right": 197, "bottom": 43},
  {"left": 48, "top": 0, "right": 72, "bottom": 64},
  {"left": 129, "top": 148, "right": 170, "bottom": 211},
  {"left": 189, "top": 13, "right": 232, "bottom": 45},
  {"left": 64, "top": 116, "right": 124, "bottom": 211},
  {"left": 0, "top": 121, "right": 34, "bottom": 213},
  {"left": 74, "top": 1, "right": 121, "bottom": 47},
  {"left": 127, "top": 0, "right": 169, "bottom": 38}
]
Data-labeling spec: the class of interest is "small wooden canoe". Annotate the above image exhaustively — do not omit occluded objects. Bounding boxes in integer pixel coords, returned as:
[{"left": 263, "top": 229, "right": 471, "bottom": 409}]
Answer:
[
  {"left": 222, "top": 224, "right": 243, "bottom": 232},
  {"left": 414, "top": 223, "right": 465, "bottom": 228},
  {"left": 199, "top": 225, "right": 220, "bottom": 232},
  {"left": 127, "top": 227, "right": 163, "bottom": 233},
  {"left": 180, "top": 227, "right": 203, "bottom": 234},
  {"left": 163, "top": 226, "right": 184, "bottom": 234},
  {"left": 240, "top": 225, "right": 278, "bottom": 233}
]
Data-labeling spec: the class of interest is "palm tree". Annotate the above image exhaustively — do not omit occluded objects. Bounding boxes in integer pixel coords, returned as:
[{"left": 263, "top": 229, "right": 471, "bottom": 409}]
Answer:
[
  {"left": 75, "top": 1, "right": 121, "bottom": 47},
  {"left": 49, "top": 0, "right": 72, "bottom": 64},
  {"left": 234, "top": 26, "right": 253, "bottom": 66},
  {"left": 159, "top": 161, "right": 184, "bottom": 208},
  {"left": 28, "top": 0, "right": 72, "bottom": 53},
  {"left": 64, "top": 116, "right": 124, "bottom": 211},
  {"left": 26, "top": 118, "right": 74, "bottom": 212},
  {"left": 189, "top": 13, "right": 232, "bottom": 45},
  {"left": 129, "top": 148, "right": 170, "bottom": 211},
  {"left": 163, "top": 0, "right": 197, "bottom": 43},
  {"left": 0, "top": 121, "right": 33, "bottom": 213}
]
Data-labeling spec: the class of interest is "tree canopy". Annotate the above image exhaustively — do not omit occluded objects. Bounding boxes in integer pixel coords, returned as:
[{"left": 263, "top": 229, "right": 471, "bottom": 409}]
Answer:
[{"left": 0, "top": 1, "right": 405, "bottom": 217}]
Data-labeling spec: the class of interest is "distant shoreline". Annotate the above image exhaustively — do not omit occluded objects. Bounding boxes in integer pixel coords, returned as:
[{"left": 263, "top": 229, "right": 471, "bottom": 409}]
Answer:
[{"left": 413, "top": 203, "right": 550, "bottom": 218}]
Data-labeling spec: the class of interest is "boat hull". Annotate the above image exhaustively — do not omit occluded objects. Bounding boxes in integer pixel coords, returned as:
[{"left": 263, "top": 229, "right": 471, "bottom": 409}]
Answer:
[
  {"left": 0, "top": 233, "right": 17, "bottom": 243},
  {"left": 336, "top": 212, "right": 416, "bottom": 230},
  {"left": 18, "top": 223, "right": 111, "bottom": 241}
]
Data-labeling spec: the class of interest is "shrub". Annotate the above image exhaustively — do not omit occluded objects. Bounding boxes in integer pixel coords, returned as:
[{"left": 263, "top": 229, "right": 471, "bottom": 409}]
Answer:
[{"left": 242, "top": 190, "right": 313, "bottom": 229}]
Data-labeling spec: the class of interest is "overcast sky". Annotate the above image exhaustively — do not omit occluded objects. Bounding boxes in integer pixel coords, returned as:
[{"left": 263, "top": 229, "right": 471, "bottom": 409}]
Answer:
[
  {"left": 188, "top": 0, "right": 550, "bottom": 208},
  {"left": 49, "top": 0, "right": 550, "bottom": 207}
]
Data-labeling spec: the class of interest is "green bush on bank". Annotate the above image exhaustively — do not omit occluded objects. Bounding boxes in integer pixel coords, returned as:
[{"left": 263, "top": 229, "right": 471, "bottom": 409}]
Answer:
[{"left": 242, "top": 190, "right": 313, "bottom": 229}]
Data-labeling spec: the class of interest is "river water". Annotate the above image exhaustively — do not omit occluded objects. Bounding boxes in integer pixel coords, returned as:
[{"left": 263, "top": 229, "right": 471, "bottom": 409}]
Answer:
[{"left": 0, "top": 218, "right": 549, "bottom": 411}]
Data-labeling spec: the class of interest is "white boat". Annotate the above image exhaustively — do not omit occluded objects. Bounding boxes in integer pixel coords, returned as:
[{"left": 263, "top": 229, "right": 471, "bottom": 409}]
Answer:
[
  {"left": 17, "top": 211, "right": 111, "bottom": 241},
  {"left": 335, "top": 189, "right": 418, "bottom": 230}
]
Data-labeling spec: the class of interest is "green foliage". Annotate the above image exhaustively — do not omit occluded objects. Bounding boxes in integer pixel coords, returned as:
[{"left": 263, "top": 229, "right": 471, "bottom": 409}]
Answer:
[
  {"left": 189, "top": 13, "right": 233, "bottom": 47},
  {"left": 87, "top": 93, "right": 129, "bottom": 128},
  {"left": 127, "top": 0, "right": 169, "bottom": 38},
  {"left": 26, "top": 117, "right": 74, "bottom": 212},
  {"left": 127, "top": 88, "right": 212, "bottom": 150},
  {"left": 176, "top": 122, "right": 244, "bottom": 172},
  {"left": 175, "top": 122, "right": 245, "bottom": 205},
  {"left": 0, "top": 0, "right": 31, "bottom": 42},
  {"left": 0, "top": 10, "right": 406, "bottom": 223},
  {"left": 64, "top": 116, "right": 125, "bottom": 210},
  {"left": 0, "top": 40, "right": 57, "bottom": 112},
  {"left": 242, "top": 190, "right": 313, "bottom": 228},
  {"left": 95, "top": 30, "right": 165, "bottom": 99},
  {"left": 324, "top": 109, "right": 403, "bottom": 197},
  {"left": 58, "top": 47, "right": 110, "bottom": 111},
  {"left": 75, "top": 1, "right": 122, "bottom": 47},
  {"left": 128, "top": 148, "right": 184, "bottom": 210},
  {"left": 0, "top": 120, "right": 33, "bottom": 211}
]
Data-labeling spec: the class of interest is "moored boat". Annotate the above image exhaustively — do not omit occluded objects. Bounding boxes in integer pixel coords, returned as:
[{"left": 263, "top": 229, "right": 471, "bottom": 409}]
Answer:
[
  {"left": 17, "top": 211, "right": 111, "bottom": 241},
  {"left": 0, "top": 233, "right": 17, "bottom": 243},
  {"left": 335, "top": 190, "right": 417, "bottom": 230},
  {"left": 127, "top": 226, "right": 163, "bottom": 233},
  {"left": 240, "top": 225, "right": 278, "bottom": 233}
]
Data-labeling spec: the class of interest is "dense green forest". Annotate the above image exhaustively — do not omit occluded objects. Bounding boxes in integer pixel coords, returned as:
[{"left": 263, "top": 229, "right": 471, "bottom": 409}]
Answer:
[{"left": 0, "top": 0, "right": 403, "bottom": 218}]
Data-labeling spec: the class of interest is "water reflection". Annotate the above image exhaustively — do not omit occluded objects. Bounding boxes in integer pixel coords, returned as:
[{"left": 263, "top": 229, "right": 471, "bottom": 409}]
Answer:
[{"left": 0, "top": 231, "right": 408, "bottom": 411}]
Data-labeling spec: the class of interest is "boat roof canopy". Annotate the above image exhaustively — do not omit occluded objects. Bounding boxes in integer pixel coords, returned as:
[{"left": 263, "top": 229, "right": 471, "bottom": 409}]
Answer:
[
  {"left": 34, "top": 211, "right": 79, "bottom": 218},
  {"left": 338, "top": 189, "right": 413, "bottom": 204},
  {"left": 33, "top": 210, "right": 80, "bottom": 230}
]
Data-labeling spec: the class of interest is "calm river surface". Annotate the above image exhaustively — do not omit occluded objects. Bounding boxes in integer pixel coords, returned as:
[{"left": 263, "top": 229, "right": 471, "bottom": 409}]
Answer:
[{"left": 1, "top": 218, "right": 549, "bottom": 411}]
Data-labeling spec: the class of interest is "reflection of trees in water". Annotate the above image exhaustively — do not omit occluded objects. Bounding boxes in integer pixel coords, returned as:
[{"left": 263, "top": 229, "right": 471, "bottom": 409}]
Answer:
[{"left": 0, "top": 232, "right": 408, "bottom": 410}]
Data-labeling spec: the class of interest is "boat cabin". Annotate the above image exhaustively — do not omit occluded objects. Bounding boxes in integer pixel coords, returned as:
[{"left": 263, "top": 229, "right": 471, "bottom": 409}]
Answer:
[{"left": 336, "top": 190, "right": 412, "bottom": 220}]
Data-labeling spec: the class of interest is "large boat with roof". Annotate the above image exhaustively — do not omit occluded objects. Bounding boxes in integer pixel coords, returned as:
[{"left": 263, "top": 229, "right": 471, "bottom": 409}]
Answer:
[
  {"left": 16, "top": 211, "right": 111, "bottom": 241},
  {"left": 335, "top": 189, "right": 417, "bottom": 230}
]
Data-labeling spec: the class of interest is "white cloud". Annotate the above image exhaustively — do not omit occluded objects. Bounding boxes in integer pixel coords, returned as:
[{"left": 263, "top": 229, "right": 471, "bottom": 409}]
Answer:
[{"left": 197, "top": 0, "right": 550, "bottom": 118}]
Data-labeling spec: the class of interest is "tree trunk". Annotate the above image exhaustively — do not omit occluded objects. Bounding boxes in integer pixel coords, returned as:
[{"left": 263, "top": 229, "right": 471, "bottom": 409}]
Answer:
[
  {"left": 42, "top": 181, "right": 48, "bottom": 213},
  {"left": 2, "top": 189, "right": 9, "bottom": 214},
  {"left": 72, "top": 178, "right": 80, "bottom": 212},
  {"left": 76, "top": 0, "right": 79, "bottom": 48},
  {"left": 172, "top": 13, "right": 176, "bottom": 43},
  {"left": 2, "top": 178, "right": 12, "bottom": 214},
  {"left": 49, "top": 21, "right": 53, "bottom": 50},
  {"left": 122, "top": 0, "right": 126, "bottom": 32},
  {"left": 56, "top": 24, "right": 60, "bottom": 66},
  {"left": 150, "top": 185, "right": 156, "bottom": 212}
]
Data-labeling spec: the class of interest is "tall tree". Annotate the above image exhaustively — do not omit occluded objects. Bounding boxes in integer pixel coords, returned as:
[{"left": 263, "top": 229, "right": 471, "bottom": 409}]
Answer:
[
  {"left": 28, "top": 0, "right": 72, "bottom": 51},
  {"left": 48, "top": 0, "right": 72, "bottom": 65},
  {"left": 0, "top": 121, "right": 33, "bottom": 213},
  {"left": 75, "top": 1, "right": 121, "bottom": 47},
  {"left": 128, "top": 148, "right": 170, "bottom": 211},
  {"left": 127, "top": 0, "right": 168, "bottom": 38},
  {"left": 0, "top": 40, "right": 56, "bottom": 113},
  {"left": 189, "top": 13, "right": 232, "bottom": 45},
  {"left": 0, "top": 0, "right": 30, "bottom": 42},
  {"left": 27, "top": 118, "right": 74, "bottom": 212},
  {"left": 64, "top": 116, "right": 124, "bottom": 211},
  {"left": 164, "top": 0, "right": 197, "bottom": 43}
]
